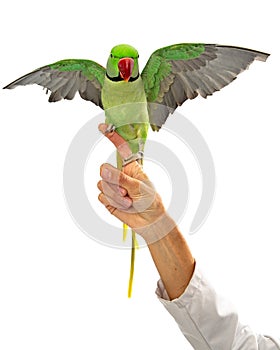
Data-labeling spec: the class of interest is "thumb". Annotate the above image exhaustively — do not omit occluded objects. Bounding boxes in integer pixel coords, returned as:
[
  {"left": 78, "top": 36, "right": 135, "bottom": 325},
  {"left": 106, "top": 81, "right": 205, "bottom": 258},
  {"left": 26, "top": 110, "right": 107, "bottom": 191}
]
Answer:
[
  {"left": 98, "top": 123, "right": 149, "bottom": 182},
  {"left": 98, "top": 123, "right": 131, "bottom": 160}
]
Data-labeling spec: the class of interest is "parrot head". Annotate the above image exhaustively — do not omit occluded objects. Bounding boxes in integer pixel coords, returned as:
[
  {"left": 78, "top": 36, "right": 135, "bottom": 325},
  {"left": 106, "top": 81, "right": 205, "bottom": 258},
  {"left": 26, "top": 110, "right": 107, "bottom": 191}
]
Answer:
[{"left": 106, "top": 44, "right": 139, "bottom": 82}]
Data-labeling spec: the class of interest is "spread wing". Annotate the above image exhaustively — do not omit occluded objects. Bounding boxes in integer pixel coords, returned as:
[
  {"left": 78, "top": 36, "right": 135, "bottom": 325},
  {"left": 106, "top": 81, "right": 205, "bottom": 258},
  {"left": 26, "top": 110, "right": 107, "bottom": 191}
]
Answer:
[
  {"left": 141, "top": 44, "right": 269, "bottom": 131},
  {"left": 4, "top": 59, "right": 106, "bottom": 108}
]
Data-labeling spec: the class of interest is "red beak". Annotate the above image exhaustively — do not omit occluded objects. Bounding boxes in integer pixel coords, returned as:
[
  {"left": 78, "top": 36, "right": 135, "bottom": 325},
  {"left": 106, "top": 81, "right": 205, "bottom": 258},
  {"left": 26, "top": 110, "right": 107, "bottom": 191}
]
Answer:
[{"left": 118, "top": 57, "right": 134, "bottom": 82}]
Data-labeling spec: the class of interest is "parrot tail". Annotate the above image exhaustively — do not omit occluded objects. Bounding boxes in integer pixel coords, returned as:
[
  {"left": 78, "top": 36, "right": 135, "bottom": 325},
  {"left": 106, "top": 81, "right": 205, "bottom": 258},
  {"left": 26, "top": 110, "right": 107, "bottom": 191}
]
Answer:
[
  {"left": 123, "top": 223, "right": 128, "bottom": 241},
  {"left": 127, "top": 230, "right": 139, "bottom": 298},
  {"left": 117, "top": 152, "right": 140, "bottom": 298}
]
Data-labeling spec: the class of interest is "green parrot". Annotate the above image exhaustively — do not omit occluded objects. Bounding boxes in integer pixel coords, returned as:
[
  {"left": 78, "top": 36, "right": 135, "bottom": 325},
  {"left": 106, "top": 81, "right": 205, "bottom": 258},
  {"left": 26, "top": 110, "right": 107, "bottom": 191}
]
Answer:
[{"left": 4, "top": 43, "right": 269, "bottom": 297}]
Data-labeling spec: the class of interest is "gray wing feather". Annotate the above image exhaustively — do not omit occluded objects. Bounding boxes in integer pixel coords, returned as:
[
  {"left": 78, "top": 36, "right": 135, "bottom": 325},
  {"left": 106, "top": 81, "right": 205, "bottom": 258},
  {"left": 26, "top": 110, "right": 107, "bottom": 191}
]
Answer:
[
  {"left": 148, "top": 44, "right": 269, "bottom": 131},
  {"left": 4, "top": 65, "right": 104, "bottom": 108}
]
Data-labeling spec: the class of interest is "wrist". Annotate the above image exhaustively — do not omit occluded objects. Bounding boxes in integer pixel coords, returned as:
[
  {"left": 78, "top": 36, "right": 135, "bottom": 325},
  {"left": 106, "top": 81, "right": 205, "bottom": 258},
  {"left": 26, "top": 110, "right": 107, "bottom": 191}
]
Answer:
[{"left": 139, "top": 213, "right": 178, "bottom": 245}]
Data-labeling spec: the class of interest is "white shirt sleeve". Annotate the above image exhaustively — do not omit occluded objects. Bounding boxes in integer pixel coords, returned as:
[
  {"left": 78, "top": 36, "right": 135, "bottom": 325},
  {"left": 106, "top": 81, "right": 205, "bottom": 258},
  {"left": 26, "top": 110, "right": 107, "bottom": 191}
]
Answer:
[{"left": 156, "top": 264, "right": 280, "bottom": 350}]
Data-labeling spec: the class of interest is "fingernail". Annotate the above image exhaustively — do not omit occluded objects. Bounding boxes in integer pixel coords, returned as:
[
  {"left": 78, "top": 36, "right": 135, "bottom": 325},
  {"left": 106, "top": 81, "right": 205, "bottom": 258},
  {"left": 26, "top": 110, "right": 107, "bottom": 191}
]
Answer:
[
  {"left": 119, "top": 187, "right": 126, "bottom": 196},
  {"left": 101, "top": 168, "right": 111, "bottom": 180}
]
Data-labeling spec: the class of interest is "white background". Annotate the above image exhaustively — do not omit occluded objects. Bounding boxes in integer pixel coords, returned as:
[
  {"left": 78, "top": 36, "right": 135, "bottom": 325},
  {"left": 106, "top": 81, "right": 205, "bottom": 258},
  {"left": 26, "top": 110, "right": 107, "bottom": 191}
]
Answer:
[{"left": 0, "top": 1, "right": 279, "bottom": 349}]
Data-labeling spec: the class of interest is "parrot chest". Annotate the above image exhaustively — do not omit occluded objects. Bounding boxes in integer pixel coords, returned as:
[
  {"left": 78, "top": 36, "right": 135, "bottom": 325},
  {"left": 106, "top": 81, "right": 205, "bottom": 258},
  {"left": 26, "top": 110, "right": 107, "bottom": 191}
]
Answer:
[
  {"left": 101, "top": 77, "right": 147, "bottom": 107},
  {"left": 101, "top": 77, "right": 149, "bottom": 145}
]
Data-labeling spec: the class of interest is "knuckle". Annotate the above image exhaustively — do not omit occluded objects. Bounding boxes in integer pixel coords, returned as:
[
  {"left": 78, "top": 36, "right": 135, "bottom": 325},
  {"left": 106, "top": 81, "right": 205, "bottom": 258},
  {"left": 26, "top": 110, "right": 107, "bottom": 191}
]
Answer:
[
  {"left": 118, "top": 171, "right": 128, "bottom": 186},
  {"left": 98, "top": 193, "right": 103, "bottom": 202}
]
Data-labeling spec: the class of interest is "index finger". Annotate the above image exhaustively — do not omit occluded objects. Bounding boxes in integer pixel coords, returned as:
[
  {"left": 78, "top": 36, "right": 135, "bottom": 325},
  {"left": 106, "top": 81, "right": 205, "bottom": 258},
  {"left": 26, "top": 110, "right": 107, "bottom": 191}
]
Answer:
[{"left": 98, "top": 123, "right": 132, "bottom": 160}]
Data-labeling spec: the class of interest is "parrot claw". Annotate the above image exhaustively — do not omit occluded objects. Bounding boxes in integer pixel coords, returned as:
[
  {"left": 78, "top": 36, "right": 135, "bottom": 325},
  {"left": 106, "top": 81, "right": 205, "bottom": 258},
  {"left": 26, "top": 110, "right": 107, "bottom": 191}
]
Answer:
[
  {"left": 104, "top": 124, "right": 116, "bottom": 134},
  {"left": 122, "top": 151, "right": 144, "bottom": 167}
]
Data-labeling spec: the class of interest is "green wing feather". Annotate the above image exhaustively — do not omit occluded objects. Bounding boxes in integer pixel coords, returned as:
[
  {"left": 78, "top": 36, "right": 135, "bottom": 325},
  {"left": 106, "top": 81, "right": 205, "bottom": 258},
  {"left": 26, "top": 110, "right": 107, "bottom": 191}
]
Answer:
[
  {"left": 141, "top": 44, "right": 269, "bottom": 130},
  {"left": 4, "top": 59, "right": 106, "bottom": 108}
]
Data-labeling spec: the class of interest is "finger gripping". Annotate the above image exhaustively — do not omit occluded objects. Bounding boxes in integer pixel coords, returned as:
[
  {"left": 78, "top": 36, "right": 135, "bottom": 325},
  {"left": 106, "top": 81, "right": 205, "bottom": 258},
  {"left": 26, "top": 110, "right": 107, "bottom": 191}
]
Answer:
[{"left": 105, "top": 204, "right": 117, "bottom": 215}]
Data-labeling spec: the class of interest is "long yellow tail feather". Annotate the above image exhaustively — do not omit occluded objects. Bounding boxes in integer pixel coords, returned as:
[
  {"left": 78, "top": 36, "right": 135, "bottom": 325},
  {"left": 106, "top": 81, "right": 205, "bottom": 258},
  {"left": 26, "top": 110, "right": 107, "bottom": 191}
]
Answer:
[{"left": 128, "top": 230, "right": 137, "bottom": 298}]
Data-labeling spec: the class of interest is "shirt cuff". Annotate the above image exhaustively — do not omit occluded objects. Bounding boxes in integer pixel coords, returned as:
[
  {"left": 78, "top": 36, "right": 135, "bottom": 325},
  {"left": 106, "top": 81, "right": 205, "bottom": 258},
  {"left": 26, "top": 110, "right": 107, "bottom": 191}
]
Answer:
[
  {"left": 156, "top": 264, "right": 280, "bottom": 349},
  {"left": 155, "top": 261, "right": 202, "bottom": 302}
]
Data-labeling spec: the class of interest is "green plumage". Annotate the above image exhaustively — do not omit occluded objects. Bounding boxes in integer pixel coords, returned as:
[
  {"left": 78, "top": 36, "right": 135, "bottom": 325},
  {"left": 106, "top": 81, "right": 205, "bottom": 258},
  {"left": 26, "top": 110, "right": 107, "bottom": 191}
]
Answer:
[
  {"left": 102, "top": 77, "right": 149, "bottom": 154},
  {"left": 3, "top": 42, "right": 269, "bottom": 297},
  {"left": 49, "top": 59, "right": 105, "bottom": 84},
  {"left": 142, "top": 43, "right": 205, "bottom": 103}
]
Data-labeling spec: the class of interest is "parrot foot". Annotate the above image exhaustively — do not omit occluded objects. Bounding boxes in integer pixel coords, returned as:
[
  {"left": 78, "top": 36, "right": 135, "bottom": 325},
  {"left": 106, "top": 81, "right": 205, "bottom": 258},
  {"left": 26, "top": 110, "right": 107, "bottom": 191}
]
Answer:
[
  {"left": 122, "top": 151, "right": 144, "bottom": 167},
  {"left": 104, "top": 124, "right": 116, "bottom": 134},
  {"left": 138, "top": 139, "right": 145, "bottom": 153}
]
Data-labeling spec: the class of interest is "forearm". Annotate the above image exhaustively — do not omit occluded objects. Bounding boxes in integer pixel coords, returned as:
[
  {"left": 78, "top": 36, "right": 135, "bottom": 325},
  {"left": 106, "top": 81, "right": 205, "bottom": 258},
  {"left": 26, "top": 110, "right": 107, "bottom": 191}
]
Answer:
[{"left": 145, "top": 221, "right": 195, "bottom": 300}]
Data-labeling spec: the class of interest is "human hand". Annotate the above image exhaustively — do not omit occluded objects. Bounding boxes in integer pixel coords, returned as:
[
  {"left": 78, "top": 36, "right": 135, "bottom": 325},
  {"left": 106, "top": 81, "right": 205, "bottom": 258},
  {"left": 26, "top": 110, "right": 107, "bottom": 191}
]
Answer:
[{"left": 97, "top": 124, "right": 176, "bottom": 244}]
